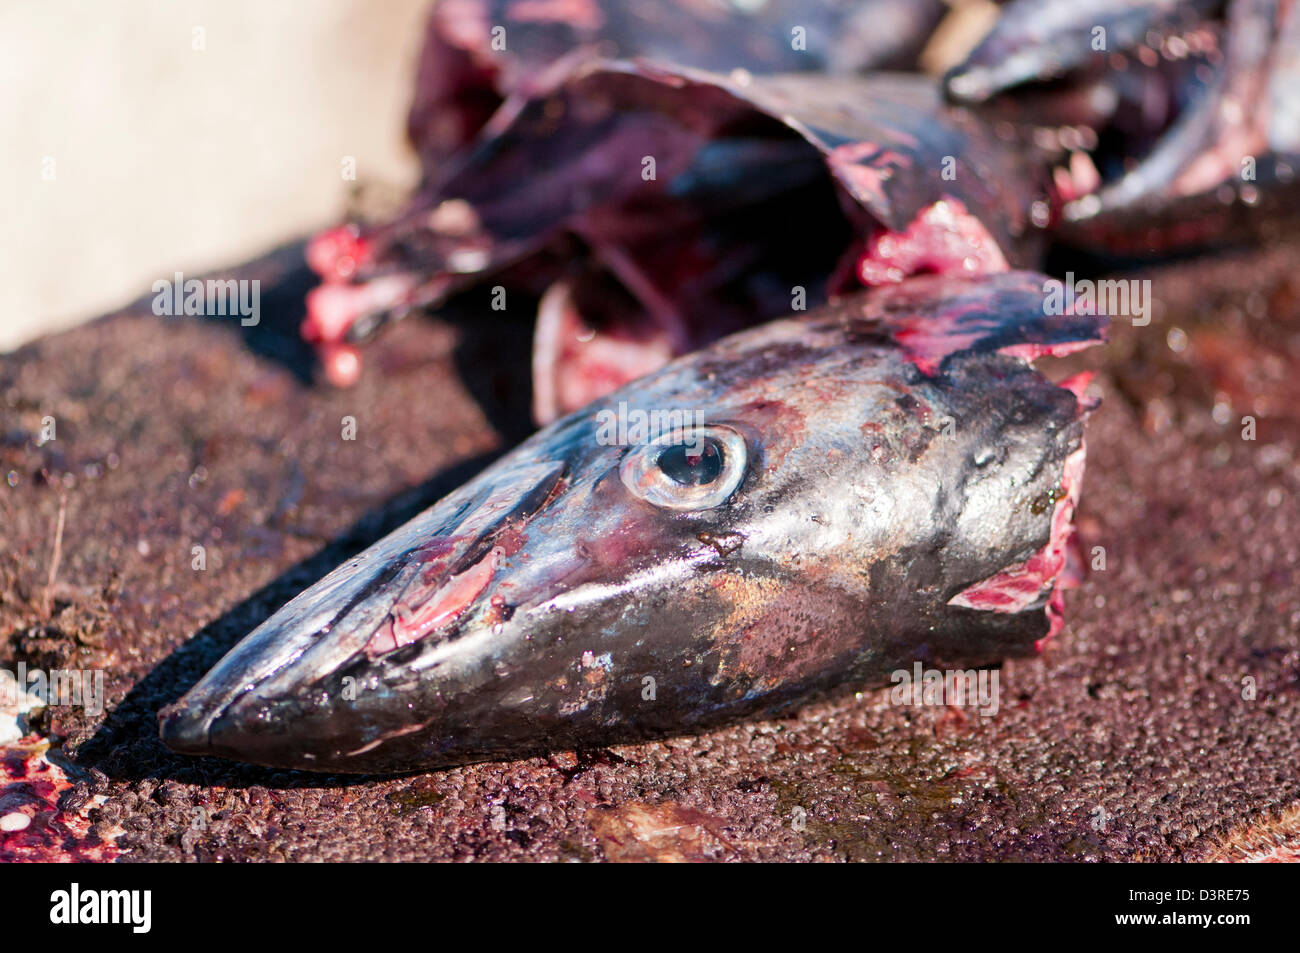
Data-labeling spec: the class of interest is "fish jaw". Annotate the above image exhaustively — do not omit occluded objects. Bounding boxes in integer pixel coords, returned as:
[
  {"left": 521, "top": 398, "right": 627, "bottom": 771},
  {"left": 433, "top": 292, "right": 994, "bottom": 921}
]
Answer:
[
  {"left": 158, "top": 455, "right": 577, "bottom": 769},
  {"left": 162, "top": 271, "right": 1104, "bottom": 773}
]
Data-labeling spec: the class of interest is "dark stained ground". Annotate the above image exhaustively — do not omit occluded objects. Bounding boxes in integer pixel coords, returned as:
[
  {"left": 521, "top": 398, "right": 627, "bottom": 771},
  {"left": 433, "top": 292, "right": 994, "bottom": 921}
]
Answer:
[{"left": 2, "top": 237, "right": 1299, "bottom": 862}]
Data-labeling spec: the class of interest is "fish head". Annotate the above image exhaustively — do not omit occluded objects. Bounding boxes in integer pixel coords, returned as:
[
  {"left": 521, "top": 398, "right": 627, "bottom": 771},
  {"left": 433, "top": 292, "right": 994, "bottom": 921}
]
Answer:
[
  {"left": 946, "top": 0, "right": 1300, "bottom": 244},
  {"left": 161, "top": 271, "right": 1104, "bottom": 772}
]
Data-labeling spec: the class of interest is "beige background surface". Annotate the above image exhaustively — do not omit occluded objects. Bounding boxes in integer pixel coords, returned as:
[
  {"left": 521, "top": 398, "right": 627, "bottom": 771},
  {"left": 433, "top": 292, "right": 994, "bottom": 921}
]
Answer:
[{"left": 1, "top": 0, "right": 428, "bottom": 350}]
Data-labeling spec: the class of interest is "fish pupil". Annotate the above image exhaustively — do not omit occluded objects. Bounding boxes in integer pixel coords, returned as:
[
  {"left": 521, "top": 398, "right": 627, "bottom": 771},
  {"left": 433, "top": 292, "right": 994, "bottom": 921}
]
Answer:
[{"left": 657, "top": 439, "right": 722, "bottom": 487}]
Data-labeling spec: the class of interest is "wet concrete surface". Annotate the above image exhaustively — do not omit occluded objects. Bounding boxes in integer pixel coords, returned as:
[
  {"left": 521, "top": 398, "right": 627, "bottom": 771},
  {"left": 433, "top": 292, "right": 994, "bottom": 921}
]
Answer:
[{"left": 1, "top": 239, "right": 1298, "bottom": 862}]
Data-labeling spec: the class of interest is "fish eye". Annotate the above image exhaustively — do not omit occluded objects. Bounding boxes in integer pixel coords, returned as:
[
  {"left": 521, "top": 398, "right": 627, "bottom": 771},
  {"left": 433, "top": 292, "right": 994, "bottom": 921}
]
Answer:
[
  {"left": 657, "top": 441, "right": 722, "bottom": 486},
  {"left": 619, "top": 425, "right": 748, "bottom": 511}
]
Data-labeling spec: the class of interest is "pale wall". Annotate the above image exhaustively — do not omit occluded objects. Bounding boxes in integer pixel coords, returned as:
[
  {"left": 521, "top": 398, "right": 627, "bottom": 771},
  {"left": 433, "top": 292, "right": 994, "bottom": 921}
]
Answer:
[{"left": 1, "top": 0, "right": 428, "bottom": 350}]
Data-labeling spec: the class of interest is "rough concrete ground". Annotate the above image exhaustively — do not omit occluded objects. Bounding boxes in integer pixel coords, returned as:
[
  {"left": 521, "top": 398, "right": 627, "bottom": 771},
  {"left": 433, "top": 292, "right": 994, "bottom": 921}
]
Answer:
[{"left": 1, "top": 238, "right": 1298, "bottom": 862}]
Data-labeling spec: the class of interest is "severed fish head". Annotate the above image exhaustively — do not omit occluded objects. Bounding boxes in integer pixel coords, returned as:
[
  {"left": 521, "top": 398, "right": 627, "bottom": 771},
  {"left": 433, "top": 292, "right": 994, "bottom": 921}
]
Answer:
[{"left": 161, "top": 271, "right": 1104, "bottom": 772}]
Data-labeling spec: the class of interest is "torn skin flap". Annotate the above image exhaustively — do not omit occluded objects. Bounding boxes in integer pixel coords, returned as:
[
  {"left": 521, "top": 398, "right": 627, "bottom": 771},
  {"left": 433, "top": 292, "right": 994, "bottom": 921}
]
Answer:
[
  {"left": 949, "top": 442, "right": 1087, "bottom": 620},
  {"left": 851, "top": 270, "right": 1108, "bottom": 376}
]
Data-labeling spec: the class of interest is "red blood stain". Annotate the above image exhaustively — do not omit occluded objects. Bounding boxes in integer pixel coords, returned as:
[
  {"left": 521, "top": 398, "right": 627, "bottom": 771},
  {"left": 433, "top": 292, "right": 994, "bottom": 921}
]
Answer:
[
  {"left": 857, "top": 199, "right": 1009, "bottom": 288},
  {"left": 1, "top": 741, "right": 119, "bottom": 863}
]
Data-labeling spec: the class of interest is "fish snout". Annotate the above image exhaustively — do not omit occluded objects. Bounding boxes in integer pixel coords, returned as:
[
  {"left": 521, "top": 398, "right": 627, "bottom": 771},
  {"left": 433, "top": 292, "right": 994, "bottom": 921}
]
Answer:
[
  {"left": 159, "top": 460, "right": 567, "bottom": 770},
  {"left": 157, "top": 700, "right": 210, "bottom": 755}
]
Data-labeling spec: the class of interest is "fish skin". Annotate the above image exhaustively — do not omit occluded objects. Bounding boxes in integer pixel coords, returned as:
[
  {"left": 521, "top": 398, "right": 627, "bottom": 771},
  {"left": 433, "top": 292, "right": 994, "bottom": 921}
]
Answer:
[
  {"left": 330, "top": 62, "right": 1044, "bottom": 290},
  {"left": 160, "top": 271, "right": 1105, "bottom": 773},
  {"left": 407, "top": 0, "right": 949, "bottom": 175}
]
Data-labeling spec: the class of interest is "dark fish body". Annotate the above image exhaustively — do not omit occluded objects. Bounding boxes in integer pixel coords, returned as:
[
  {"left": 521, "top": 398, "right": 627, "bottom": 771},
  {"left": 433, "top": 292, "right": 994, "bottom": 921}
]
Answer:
[
  {"left": 304, "top": 0, "right": 1300, "bottom": 399},
  {"left": 307, "top": 0, "right": 1299, "bottom": 394},
  {"left": 161, "top": 272, "right": 1104, "bottom": 773},
  {"left": 408, "top": 0, "right": 948, "bottom": 175},
  {"left": 306, "top": 61, "right": 1045, "bottom": 412},
  {"left": 946, "top": 0, "right": 1300, "bottom": 247}
]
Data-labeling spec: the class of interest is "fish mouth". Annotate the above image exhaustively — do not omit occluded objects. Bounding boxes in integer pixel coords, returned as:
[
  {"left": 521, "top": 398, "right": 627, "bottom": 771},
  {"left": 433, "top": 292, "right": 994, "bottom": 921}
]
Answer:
[{"left": 159, "top": 459, "right": 565, "bottom": 762}]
